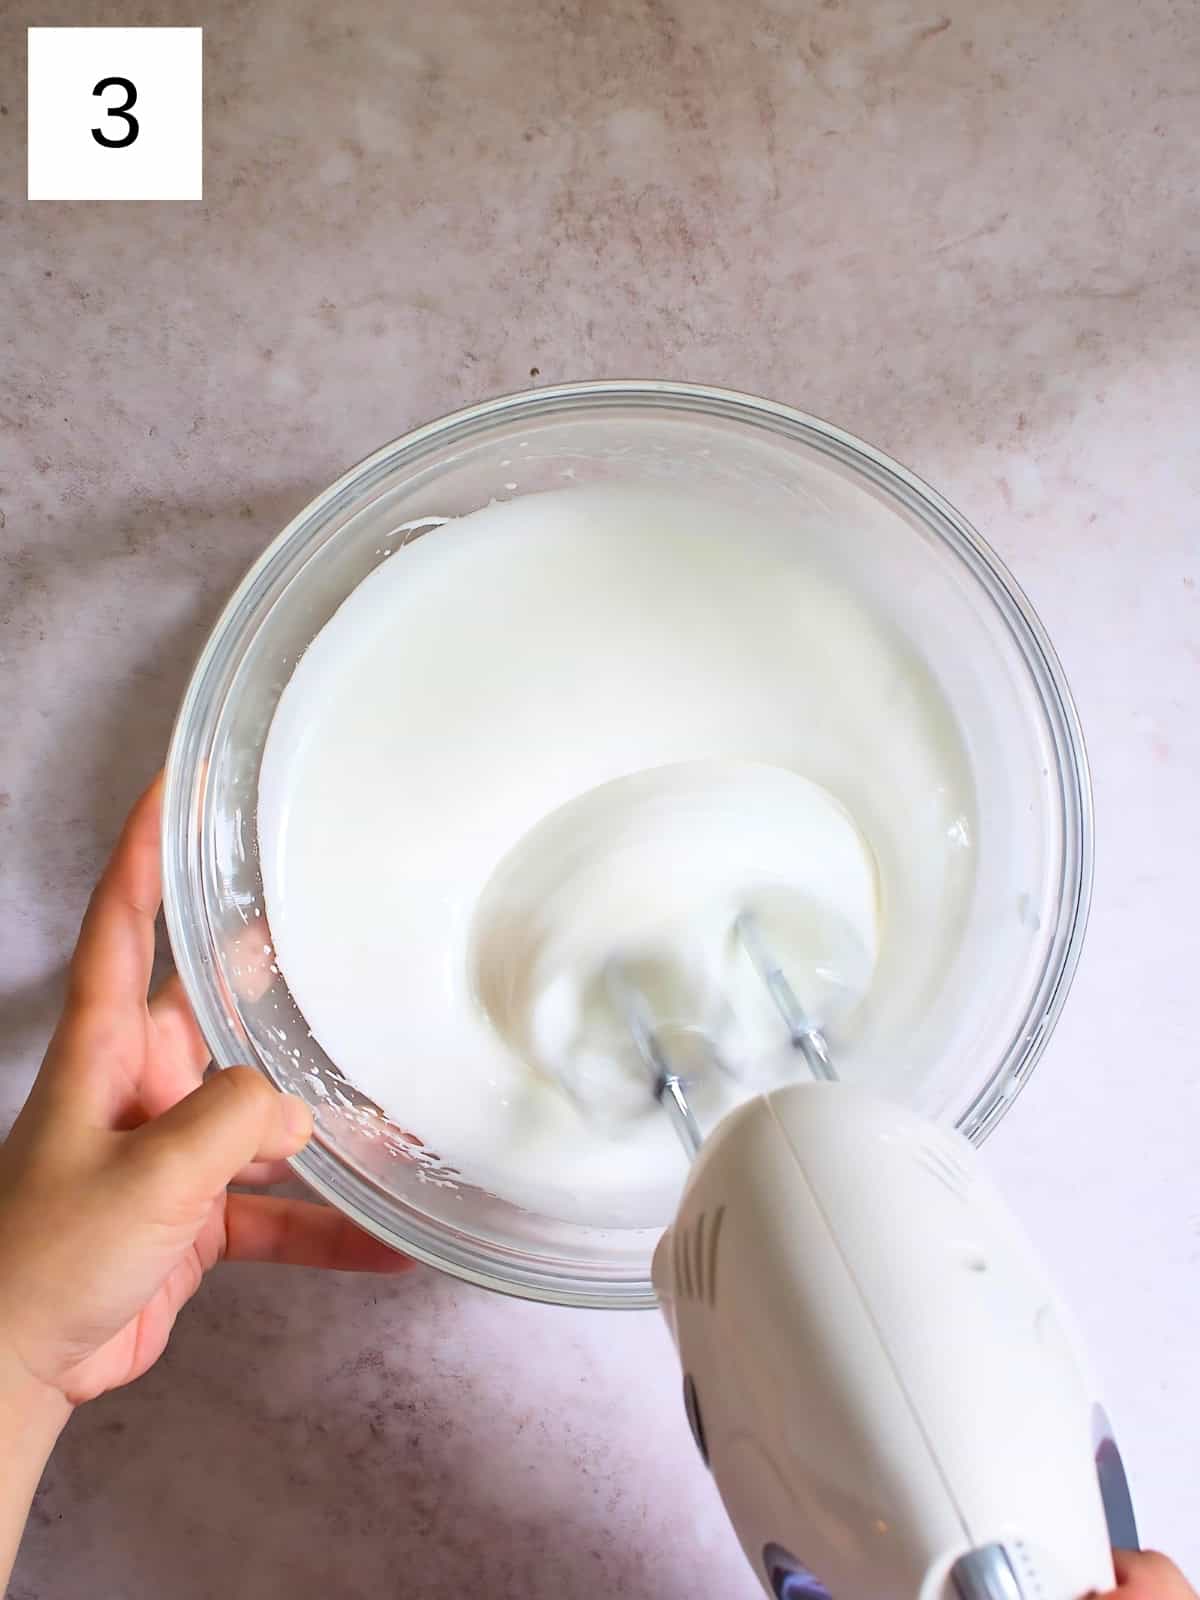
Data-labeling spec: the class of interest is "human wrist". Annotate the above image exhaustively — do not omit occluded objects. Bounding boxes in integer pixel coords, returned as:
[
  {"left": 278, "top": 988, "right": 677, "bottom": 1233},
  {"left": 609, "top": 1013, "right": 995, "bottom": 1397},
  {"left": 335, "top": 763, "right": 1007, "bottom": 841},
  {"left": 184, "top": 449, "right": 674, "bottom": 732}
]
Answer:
[
  {"left": 0, "top": 1337, "right": 71, "bottom": 1462},
  {"left": 0, "top": 1329, "right": 71, "bottom": 1593}
]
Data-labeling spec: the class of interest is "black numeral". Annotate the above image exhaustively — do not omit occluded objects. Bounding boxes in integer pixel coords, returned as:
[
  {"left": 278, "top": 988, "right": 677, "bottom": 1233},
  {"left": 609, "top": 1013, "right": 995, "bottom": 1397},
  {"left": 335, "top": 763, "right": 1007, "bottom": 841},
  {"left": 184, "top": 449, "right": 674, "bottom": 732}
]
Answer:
[{"left": 91, "top": 76, "right": 139, "bottom": 148}]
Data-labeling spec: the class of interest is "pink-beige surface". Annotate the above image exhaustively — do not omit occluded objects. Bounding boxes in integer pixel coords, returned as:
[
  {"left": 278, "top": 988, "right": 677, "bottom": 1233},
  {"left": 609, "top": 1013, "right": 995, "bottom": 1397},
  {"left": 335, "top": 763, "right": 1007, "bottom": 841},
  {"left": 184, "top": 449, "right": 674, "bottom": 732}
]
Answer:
[{"left": 2, "top": 0, "right": 1198, "bottom": 1594}]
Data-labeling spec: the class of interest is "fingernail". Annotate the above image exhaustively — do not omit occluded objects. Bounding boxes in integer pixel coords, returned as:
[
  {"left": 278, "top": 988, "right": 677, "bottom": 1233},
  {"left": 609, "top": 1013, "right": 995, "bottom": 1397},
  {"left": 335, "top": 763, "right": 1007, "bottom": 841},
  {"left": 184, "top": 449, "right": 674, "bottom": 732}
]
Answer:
[{"left": 282, "top": 1094, "right": 313, "bottom": 1143}]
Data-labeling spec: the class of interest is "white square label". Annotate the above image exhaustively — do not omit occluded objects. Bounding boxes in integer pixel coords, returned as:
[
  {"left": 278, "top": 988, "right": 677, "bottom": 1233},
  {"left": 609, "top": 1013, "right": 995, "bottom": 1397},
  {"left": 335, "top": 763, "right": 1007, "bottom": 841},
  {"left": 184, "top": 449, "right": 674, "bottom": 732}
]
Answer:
[{"left": 27, "top": 27, "right": 202, "bottom": 201}]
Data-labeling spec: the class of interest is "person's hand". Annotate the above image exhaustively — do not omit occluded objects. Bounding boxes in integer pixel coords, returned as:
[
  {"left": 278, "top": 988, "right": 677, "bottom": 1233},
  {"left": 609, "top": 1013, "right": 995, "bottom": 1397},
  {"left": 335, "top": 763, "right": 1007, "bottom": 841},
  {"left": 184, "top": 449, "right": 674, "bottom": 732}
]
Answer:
[
  {"left": 1107, "top": 1554, "right": 1198, "bottom": 1600},
  {"left": 0, "top": 775, "right": 409, "bottom": 1421}
]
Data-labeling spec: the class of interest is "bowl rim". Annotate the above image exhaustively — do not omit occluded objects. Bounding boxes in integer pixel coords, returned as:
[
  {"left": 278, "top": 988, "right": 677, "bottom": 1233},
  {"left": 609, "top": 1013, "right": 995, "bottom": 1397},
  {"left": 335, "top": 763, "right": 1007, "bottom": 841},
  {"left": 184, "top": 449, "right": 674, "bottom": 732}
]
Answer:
[{"left": 163, "top": 379, "right": 1094, "bottom": 1309}]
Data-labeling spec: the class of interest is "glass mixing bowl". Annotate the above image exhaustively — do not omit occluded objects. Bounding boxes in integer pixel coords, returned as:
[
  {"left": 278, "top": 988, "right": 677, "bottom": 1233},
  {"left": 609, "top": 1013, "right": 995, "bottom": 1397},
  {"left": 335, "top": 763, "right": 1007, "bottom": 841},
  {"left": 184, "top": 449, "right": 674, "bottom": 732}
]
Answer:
[{"left": 163, "top": 381, "right": 1092, "bottom": 1309}]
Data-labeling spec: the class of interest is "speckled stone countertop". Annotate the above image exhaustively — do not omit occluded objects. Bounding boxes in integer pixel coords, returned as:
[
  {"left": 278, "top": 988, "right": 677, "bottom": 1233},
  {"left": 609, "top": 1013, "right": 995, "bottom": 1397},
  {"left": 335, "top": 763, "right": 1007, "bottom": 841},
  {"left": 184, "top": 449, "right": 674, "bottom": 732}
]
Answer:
[{"left": 2, "top": 1, "right": 1198, "bottom": 1594}]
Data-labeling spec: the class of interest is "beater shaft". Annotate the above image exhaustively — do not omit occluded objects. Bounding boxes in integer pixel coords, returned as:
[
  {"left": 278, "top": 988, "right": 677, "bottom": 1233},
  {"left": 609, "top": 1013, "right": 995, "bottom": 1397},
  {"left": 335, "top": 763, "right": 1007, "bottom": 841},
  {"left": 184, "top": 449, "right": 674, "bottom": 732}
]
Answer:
[
  {"left": 605, "top": 962, "right": 705, "bottom": 1158},
  {"left": 735, "top": 911, "right": 836, "bottom": 1082},
  {"left": 607, "top": 914, "right": 836, "bottom": 1160}
]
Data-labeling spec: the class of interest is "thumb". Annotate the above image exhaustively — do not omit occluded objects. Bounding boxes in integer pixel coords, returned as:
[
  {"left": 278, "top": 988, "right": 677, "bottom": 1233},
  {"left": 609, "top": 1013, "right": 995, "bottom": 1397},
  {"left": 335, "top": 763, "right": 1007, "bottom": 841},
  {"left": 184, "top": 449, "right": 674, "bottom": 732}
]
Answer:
[{"left": 126, "top": 1067, "right": 313, "bottom": 1209}]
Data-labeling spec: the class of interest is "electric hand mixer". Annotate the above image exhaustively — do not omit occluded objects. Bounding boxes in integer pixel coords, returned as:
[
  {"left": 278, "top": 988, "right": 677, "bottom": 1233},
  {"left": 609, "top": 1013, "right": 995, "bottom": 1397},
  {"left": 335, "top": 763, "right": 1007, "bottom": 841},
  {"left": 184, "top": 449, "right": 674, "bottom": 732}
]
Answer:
[{"left": 603, "top": 913, "right": 1138, "bottom": 1600}]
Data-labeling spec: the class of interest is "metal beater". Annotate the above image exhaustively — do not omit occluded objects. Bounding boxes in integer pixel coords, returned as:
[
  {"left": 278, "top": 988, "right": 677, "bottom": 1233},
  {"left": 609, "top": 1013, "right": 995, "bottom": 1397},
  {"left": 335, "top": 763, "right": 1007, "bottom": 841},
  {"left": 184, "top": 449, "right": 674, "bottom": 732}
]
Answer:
[{"left": 604, "top": 910, "right": 835, "bottom": 1159}]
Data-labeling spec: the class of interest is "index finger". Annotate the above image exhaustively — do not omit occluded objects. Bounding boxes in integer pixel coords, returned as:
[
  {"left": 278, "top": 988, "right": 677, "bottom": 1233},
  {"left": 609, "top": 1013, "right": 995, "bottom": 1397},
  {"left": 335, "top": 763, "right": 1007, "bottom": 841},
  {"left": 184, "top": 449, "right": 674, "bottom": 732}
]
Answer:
[{"left": 68, "top": 773, "right": 164, "bottom": 1012}]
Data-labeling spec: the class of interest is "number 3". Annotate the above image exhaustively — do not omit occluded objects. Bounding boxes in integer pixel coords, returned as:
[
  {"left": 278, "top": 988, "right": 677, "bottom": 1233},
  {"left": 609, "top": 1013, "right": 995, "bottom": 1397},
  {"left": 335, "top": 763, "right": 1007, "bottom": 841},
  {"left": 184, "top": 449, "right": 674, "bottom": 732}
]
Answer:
[{"left": 91, "top": 76, "right": 139, "bottom": 148}]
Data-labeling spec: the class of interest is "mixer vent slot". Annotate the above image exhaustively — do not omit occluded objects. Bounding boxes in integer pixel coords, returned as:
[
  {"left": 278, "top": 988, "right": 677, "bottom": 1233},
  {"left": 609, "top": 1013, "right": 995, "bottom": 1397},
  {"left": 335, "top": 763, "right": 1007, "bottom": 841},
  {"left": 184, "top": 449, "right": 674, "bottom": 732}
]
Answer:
[
  {"left": 1008, "top": 1541, "right": 1046, "bottom": 1600},
  {"left": 916, "top": 1139, "right": 972, "bottom": 1199},
  {"left": 677, "top": 1206, "right": 726, "bottom": 1305},
  {"left": 704, "top": 1205, "right": 725, "bottom": 1305},
  {"left": 673, "top": 1218, "right": 690, "bottom": 1298}
]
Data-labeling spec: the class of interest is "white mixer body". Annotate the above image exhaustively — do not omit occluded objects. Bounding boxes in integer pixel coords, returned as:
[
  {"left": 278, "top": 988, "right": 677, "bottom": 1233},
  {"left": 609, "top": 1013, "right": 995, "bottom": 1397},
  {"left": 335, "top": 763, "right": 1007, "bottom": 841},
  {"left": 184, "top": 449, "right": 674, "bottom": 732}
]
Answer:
[{"left": 653, "top": 1084, "right": 1117, "bottom": 1600}]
